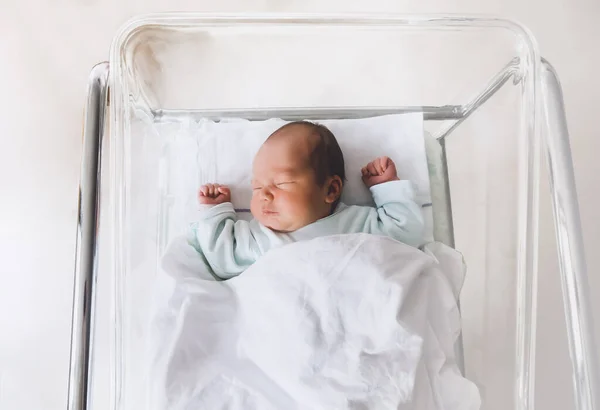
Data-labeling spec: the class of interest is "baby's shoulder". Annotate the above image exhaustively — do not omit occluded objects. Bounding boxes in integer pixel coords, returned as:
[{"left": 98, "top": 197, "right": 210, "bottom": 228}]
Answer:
[
  {"left": 336, "top": 202, "right": 375, "bottom": 213},
  {"left": 333, "top": 203, "right": 376, "bottom": 220}
]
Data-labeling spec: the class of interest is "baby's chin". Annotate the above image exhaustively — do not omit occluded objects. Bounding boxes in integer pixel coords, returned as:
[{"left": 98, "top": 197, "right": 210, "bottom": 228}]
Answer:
[{"left": 259, "top": 218, "right": 294, "bottom": 233}]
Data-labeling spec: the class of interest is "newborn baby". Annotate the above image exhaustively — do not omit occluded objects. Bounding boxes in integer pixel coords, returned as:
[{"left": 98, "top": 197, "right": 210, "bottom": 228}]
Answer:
[{"left": 189, "top": 121, "right": 424, "bottom": 279}]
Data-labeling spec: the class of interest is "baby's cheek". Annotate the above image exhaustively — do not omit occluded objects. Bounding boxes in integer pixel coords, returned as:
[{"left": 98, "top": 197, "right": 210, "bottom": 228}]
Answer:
[
  {"left": 249, "top": 197, "right": 261, "bottom": 217},
  {"left": 286, "top": 193, "right": 311, "bottom": 216}
]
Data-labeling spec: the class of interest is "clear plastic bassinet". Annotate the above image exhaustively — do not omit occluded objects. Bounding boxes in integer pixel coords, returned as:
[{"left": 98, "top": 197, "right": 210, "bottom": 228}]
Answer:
[{"left": 68, "top": 14, "right": 599, "bottom": 410}]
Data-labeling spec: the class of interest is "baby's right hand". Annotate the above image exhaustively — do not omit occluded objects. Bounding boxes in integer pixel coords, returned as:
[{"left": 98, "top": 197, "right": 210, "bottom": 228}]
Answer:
[
  {"left": 361, "top": 156, "right": 399, "bottom": 188},
  {"left": 198, "top": 184, "right": 231, "bottom": 205}
]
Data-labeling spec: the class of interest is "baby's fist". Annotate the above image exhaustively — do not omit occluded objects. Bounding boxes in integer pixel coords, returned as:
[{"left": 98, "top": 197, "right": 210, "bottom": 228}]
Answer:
[
  {"left": 361, "top": 156, "right": 399, "bottom": 188},
  {"left": 198, "top": 184, "right": 231, "bottom": 205}
]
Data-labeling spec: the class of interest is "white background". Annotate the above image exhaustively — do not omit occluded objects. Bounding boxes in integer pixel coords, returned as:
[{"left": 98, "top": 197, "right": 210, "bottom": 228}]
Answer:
[{"left": 0, "top": 0, "right": 598, "bottom": 409}]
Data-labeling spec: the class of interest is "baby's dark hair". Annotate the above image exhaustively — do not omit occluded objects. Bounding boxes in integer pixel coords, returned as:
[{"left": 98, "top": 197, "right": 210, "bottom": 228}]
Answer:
[{"left": 269, "top": 121, "right": 346, "bottom": 209}]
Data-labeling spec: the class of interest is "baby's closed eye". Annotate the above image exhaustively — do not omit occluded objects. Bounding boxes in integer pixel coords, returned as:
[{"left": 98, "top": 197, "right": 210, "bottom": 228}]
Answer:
[{"left": 275, "top": 181, "right": 294, "bottom": 187}]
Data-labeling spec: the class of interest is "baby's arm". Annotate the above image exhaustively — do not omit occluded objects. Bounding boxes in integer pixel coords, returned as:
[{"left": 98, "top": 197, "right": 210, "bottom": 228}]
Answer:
[
  {"left": 360, "top": 157, "right": 425, "bottom": 247},
  {"left": 190, "top": 184, "right": 261, "bottom": 279}
]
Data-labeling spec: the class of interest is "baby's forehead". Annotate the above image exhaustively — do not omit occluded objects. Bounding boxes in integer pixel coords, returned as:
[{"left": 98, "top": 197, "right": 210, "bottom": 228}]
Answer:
[
  {"left": 252, "top": 123, "right": 321, "bottom": 174},
  {"left": 253, "top": 143, "right": 314, "bottom": 173}
]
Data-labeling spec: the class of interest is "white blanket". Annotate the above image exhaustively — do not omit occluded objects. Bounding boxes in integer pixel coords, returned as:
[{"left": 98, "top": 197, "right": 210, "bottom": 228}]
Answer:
[{"left": 153, "top": 234, "right": 480, "bottom": 409}]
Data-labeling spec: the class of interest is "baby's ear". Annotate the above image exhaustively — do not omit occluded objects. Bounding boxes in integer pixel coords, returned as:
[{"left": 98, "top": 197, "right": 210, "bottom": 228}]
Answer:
[{"left": 324, "top": 176, "right": 343, "bottom": 204}]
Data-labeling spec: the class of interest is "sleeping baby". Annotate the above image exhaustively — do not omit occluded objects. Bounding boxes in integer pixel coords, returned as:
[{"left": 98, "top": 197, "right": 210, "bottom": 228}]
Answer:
[{"left": 189, "top": 121, "right": 425, "bottom": 279}]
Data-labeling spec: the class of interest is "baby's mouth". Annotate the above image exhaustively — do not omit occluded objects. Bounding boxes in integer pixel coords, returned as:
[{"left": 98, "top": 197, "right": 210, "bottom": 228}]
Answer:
[{"left": 262, "top": 209, "right": 278, "bottom": 216}]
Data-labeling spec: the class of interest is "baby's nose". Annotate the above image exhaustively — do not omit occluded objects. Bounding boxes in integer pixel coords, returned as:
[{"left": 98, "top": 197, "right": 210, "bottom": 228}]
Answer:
[{"left": 260, "top": 187, "right": 274, "bottom": 201}]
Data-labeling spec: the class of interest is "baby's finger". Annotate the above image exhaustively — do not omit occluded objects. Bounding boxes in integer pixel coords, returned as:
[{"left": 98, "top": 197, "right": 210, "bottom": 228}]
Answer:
[
  {"left": 218, "top": 186, "right": 230, "bottom": 195},
  {"left": 361, "top": 167, "right": 368, "bottom": 176},
  {"left": 373, "top": 160, "right": 384, "bottom": 175},
  {"left": 379, "top": 156, "right": 390, "bottom": 172},
  {"left": 199, "top": 186, "right": 208, "bottom": 196},
  {"left": 367, "top": 162, "right": 378, "bottom": 176}
]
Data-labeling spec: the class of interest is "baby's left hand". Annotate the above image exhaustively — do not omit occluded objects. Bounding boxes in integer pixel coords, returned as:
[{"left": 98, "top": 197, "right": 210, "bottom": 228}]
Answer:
[
  {"left": 361, "top": 156, "right": 400, "bottom": 188},
  {"left": 198, "top": 183, "right": 231, "bottom": 205}
]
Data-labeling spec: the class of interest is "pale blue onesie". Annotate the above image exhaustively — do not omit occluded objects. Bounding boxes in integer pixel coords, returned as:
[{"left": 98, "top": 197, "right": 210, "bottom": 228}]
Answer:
[{"left": 189, "top": 180, "right": 424, "bottom": 279}]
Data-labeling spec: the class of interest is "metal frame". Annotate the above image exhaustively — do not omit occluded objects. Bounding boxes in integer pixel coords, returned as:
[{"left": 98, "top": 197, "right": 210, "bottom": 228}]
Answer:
[
  {"left": 541, "top": 59, "right": 599, "bottom": 410},
  {"left": 152, "top": 106, "right": 464, "bottom": 122},
  {"left": 68, "top": 63, "right": 108, "bottom": 410},
  {"left": 68, "top": 56, "right": 598, "bottom": 410}
]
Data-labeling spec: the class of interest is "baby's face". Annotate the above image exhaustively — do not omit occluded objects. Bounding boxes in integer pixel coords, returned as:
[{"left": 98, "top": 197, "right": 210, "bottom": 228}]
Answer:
[{"left": 250, "top": 133, "right": 332, "bottom": 232}]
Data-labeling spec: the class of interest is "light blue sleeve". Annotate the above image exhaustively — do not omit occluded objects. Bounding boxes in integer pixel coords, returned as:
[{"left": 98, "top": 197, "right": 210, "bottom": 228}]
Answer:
[
  {"left": 364, "top": 180, "right": 425, "bottom": 247},
  {"left": 188, "top": 202, "right": 261, "bottom": 279}
]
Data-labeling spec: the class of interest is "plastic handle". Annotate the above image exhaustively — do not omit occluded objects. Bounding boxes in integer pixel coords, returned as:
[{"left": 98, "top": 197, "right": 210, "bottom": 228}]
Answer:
[
  {"left": 540, "top": 59, "right": 599, "bottom": 410},
  {"left": 67, "top": 62, "right": 109, "bottom": 410}
]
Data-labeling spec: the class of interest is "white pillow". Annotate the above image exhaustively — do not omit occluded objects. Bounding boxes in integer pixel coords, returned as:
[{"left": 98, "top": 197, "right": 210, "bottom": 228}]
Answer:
[{"left": 166, "top": 113, "right": 432, "bottom": 239}]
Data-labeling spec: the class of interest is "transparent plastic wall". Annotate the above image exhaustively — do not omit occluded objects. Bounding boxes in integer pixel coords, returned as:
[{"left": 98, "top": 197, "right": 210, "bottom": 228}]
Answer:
[{"left": 93, "top": 15, "right": 548, "bottom": 410}]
